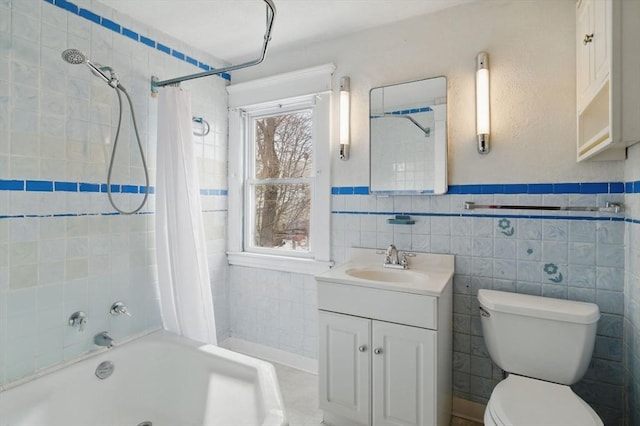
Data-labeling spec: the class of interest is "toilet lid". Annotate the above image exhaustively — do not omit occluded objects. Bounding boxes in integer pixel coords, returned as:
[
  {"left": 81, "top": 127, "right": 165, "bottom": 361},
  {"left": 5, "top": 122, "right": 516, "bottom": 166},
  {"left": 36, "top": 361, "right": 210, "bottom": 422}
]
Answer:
[{"left": 488, "top": 375, "right": 603, "bottom": 426}]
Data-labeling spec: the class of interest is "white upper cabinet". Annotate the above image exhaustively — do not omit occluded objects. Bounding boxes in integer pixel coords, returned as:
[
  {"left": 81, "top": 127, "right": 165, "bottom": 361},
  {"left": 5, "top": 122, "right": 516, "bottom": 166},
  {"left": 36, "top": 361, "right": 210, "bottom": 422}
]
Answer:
[{"left": 576, "top": 0, "right": 640, "bottom": 161}]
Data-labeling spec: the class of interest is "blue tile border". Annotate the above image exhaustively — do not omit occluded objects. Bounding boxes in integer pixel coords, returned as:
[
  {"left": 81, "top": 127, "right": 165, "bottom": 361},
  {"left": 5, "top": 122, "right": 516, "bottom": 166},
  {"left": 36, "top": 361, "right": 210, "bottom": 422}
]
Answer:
[
  {"left": 0, "top": 179, "right": 225, "bottom": 197},
  {"left": 331, "top": 210, "right": 627, "bottom": 222},
  {"left": 44, "top": 0, "right": 231, "bottom": 81},
  {"left": 332, "top": 181, "right": 638, "bottom": 195},
  {"left": 0, "top": 208, "right": 228, "bottom": 220}
]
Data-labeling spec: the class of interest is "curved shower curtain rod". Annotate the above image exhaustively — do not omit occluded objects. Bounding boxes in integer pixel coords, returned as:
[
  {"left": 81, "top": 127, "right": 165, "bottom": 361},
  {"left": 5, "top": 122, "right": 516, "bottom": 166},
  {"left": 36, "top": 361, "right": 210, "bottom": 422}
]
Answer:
[{"left": 151, "top": 0, "right": 276, "bottom": 90}]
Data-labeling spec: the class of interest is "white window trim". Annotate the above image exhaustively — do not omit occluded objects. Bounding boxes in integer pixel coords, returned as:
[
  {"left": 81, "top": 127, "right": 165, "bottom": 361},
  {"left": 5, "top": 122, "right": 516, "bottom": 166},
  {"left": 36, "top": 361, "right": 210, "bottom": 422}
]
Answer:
[{"left": 227, "top": 64, "right": 336, "bottom": 275}]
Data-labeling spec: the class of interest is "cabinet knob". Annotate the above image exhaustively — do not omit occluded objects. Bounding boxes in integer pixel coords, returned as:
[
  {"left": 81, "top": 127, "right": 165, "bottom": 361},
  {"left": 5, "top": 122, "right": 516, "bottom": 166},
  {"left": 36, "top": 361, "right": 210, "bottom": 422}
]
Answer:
[
  {"left": 583, "top": 33, "right": 594, "bottom": 45},
  {"left": 358, "top": 345, "right": 367, "bottom": 352},
  {"left": 373, "top": 348, "right": 383, "bottom": 355}
]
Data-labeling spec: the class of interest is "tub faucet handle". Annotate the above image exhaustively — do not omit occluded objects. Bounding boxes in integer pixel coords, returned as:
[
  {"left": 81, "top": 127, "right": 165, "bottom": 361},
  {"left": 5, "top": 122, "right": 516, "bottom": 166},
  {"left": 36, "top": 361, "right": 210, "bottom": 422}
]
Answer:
[
  {"left": 110, "top": 301, "right": 131, "bottom": 316},
  {"left": 68, "top": 311, "right": 88, "bottom": 332}
]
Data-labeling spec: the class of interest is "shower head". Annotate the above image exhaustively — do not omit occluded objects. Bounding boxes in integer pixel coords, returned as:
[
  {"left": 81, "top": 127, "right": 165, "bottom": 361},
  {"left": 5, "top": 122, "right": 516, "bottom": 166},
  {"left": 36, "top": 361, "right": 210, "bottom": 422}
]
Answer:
[
  {"left": 61, "top": 48, "right": 87, "bottom": 65},
  {"left": 61, "top": 48, "right": 119, "bottom": 88}
]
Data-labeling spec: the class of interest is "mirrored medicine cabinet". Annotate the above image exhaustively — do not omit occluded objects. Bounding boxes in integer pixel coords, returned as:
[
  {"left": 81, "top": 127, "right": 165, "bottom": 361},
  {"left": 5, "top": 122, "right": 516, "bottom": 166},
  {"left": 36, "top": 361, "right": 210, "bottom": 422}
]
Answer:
[{"left": 369, "top": 76, "right": 447, "bottom": 195}]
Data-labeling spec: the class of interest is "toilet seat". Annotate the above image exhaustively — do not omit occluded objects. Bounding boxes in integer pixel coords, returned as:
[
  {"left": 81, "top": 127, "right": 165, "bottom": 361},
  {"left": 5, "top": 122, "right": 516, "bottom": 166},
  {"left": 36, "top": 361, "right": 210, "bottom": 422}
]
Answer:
[{"left": 486, "top": 375, "right": 603, "bottom": 426}]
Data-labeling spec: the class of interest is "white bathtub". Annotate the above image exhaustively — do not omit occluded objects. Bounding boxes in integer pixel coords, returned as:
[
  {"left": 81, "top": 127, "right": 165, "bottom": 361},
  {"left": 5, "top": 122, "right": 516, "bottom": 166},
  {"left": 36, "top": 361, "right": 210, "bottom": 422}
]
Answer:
[{"left": 0, "top": 330, "right": 288, "bottom": 426}]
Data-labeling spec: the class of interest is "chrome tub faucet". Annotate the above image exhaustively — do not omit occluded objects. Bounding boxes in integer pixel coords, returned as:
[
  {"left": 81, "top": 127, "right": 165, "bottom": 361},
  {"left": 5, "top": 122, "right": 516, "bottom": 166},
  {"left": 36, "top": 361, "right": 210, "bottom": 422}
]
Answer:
[{"left": 94, "top": 331, "right": 115, "bottom": 348}]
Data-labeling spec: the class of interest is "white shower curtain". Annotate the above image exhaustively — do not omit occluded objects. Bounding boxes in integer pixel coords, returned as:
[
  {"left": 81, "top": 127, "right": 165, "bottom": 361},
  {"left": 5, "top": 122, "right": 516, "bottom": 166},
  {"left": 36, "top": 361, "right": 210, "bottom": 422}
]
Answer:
[{"left": 155, "top": 87, "right": 217, "bottom": 345}]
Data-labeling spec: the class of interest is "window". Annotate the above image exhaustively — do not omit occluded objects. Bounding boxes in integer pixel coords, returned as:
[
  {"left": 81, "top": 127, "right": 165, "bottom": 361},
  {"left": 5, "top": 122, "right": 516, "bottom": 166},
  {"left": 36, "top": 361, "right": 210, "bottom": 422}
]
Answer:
[
  {"left": 227, "top": 65, "right": 335, "bottom": 274},
  {"left": 247, "top": 106, "right": 314, "bottom": 256}
]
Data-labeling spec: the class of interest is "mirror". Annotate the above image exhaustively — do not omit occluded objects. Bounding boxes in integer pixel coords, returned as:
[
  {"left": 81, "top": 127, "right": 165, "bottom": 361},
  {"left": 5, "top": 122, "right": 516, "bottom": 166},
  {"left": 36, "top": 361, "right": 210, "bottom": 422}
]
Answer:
[{"left": 369, "top": 76, "right": 447, "bottom": 194}]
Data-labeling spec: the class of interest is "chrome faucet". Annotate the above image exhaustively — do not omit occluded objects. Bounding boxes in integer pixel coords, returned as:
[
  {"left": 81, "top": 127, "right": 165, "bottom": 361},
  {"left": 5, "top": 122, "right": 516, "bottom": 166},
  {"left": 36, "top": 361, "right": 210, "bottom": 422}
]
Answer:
[
  {"left": 382, "top": 244, "right": 415, "bottom": 270},
  {"left": 385, "top": 244, "right": 399, "bottom": 266},
  {"left": 94, "top": 331, "right": 115, "bottom": 348}
]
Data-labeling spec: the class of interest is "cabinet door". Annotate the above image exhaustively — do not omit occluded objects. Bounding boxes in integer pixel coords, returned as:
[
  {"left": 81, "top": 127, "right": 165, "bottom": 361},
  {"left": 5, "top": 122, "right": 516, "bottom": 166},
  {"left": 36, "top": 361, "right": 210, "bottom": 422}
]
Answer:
[
  {"left": 591, "top": 0, "right": 610, "bottom": 91},
  {"left": 576, "top": 0, "right": 592, "bottom": 107},
  {"left": 372, "top": 321, "right": 437, "bottom": 426},
  {"left": 319, "top": 311, "right": 371, "bottom": 425}
]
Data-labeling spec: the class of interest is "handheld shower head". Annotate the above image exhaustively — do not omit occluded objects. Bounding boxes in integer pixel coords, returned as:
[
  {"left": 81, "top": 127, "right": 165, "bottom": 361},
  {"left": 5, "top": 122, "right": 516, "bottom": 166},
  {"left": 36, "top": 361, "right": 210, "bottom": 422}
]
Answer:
[
  {"left": 61, "top": 48, "right": 118, "bottom": 88},
  {"left": 61, "top": 48, "right": 87, "bottom": 65}
]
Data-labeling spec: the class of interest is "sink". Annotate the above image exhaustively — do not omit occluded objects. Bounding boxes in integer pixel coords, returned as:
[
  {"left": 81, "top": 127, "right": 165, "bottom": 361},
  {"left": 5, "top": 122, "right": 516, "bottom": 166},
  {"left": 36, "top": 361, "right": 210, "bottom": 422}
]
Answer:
[
  {"left": 344, "top": 267, "right": 427, "bottom": 284},
  {"left": 316, "top": 248, "right": 455, "bottom": 296}
]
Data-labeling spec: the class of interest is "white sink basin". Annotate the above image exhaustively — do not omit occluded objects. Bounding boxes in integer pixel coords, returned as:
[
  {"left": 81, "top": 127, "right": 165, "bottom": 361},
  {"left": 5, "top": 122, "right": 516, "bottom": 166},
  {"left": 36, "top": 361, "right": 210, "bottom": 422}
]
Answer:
[
  {"left": 316, "top": 248, "right": 455, "bottom": 296},
  {"left": 344, "top": 267, "right": 427, "bottom": 284}
]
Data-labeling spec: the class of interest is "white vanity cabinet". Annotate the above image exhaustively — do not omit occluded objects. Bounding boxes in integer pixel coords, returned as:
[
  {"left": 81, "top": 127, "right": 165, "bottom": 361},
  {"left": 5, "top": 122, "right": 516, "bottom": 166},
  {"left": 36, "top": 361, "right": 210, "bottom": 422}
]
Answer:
[
  {"left": 315, "top": 249, "right": 453, "bottom": 426},
  {"left": 575, "top": 0, "right": 640, "bottom": 161}
]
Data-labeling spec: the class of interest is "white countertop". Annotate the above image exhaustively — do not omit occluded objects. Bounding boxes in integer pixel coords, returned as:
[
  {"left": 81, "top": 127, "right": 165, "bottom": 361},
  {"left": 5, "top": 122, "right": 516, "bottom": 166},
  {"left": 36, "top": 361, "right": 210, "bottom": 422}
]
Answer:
[{"left": 315, "top": 248, "right": 454, "bottom": 297}]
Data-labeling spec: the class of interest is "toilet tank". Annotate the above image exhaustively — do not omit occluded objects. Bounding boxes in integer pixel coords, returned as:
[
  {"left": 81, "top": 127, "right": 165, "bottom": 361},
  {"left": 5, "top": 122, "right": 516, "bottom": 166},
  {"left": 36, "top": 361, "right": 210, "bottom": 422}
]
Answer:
[{"left": 478, "top": 289, "right": 600, "bottom": 385}]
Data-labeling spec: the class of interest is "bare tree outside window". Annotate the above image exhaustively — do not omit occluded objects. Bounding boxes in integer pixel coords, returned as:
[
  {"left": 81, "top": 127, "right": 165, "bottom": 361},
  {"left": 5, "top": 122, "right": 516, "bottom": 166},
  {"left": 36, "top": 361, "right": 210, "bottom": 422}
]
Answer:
[{"left": 252, "top": 110, "right": 313, "bottom": 251}]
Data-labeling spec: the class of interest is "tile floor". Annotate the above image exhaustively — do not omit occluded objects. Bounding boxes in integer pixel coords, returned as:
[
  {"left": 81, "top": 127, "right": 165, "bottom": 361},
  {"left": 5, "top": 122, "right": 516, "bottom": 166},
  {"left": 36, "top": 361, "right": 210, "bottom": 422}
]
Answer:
[{"left": 273, "top": 363, "right": 483, "bottom": 426}]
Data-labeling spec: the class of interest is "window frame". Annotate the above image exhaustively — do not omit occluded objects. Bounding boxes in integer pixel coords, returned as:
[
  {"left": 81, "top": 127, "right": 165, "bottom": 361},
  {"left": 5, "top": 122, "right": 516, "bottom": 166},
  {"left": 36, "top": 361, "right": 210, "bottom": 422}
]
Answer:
[
  {"left": 227, "top": 65, "right": 335, "bottom": 274},
  {"left": 244, "top": 101, "right": 316, "bottom": 258}
]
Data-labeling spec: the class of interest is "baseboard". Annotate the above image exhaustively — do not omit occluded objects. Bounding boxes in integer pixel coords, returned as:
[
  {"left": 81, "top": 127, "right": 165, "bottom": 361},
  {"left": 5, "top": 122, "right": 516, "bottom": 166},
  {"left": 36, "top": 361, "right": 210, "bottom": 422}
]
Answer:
[
  {"left": 452, "top": 397, "right": 486, "bottom": 424},
  {"left": 220, "top": 337, "right": 318, "bottom": 374}
]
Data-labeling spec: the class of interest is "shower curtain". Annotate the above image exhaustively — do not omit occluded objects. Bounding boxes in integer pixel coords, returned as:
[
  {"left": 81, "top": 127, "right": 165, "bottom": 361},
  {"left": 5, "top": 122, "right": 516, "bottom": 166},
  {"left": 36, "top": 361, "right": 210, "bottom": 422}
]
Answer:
[{"left": 155, "top": 87, "right": 217, "bottom": 345}]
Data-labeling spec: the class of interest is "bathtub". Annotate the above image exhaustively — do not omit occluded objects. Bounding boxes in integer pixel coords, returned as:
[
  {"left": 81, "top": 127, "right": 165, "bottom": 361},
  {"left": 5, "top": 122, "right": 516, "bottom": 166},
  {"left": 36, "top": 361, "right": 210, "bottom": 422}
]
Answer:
[{"left": 0, "top": 330, "right": 288, "bottom": 426}]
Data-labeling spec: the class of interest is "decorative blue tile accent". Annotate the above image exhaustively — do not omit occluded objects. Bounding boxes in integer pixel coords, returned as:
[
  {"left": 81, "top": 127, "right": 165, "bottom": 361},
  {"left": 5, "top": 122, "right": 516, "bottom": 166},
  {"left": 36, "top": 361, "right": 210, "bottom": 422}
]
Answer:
[
  {"left": 79, "top": 183, "right": 99, "bottom": 192},
  {"left": 543, "top": 262, "right": 563, "bottom": 283},
  {"left": 528, "top": 183, "right": 553, "bottom": 194},
  {"left": 581, "top": 182, "right": 609, "bottom": 194},
  {"left": 101, "top": 18, "right": 120, "bottom": 33},
  {"left": 156, "top": 43, "right": 171, "bottom": 54},
  {"left": 497, "top": 218, "right": 514, "bottom": 236},
  {"left": 0, "top": 180, "right": 25, "bottom": 190},
  {"left": 609, "top": 182, "right": 624, "bottom": 193},
  {"left": 481, "top": 184, "right": 503, "bottom": 194},
  {"left": 101, "top": 184, "right": 119, "bottom": 193},
  {"left": 122, "top": 28, "right": 139, "bottom": 41},
  {"left": 186, "top": 56, "right": 198, "bottom": 66},
  {"left": 78, "top": 8, "right": 100, "bottom": 24},
  {"left": 56, "top": 0, "right": 78, "bottom": 14},
  {"left": 331, "top": 181, "right": 632, "bottom": 196},
  {"left": 54, "top": 181, "right": 77, "bottom": 192},
  {"left": 171, "top": 50, "right": 185, "bottom": 60},
  {"left": 26, "top": 180, "right": 53, "bottom": 192},
  {"left": 121, "top": 185, "right": 138, "bottom": 194},
  {"left": 504, "top": 184, "right": 528, "bottom": 194},
  {"left": 140, "top": 36, "right": 155, "bottom": 48},
  {"left": 198, "top": 62, "right": 211, "bottom": 71},
  {"left": 554, "top": 182, "right": 581, "bottom": 193}
]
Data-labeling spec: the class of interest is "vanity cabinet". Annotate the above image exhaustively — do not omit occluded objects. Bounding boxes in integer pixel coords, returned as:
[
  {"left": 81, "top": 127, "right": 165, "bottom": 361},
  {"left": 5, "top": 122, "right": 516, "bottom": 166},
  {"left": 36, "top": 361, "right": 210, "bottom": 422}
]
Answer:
[
  {"left": 315, "top": 249, "right": 453, "bottom": 426},
  {"left": 575, "top": 0, "right": 640, "bottom": 161},
  {"left": 319, "top": 311, "right": 437, "bottom": 426}
]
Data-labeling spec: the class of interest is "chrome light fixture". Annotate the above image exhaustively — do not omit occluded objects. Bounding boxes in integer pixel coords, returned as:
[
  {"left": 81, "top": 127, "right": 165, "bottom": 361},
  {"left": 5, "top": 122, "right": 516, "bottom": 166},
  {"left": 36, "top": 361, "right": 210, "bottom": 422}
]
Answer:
[
  {"left": 339, "top": 76, "right": 350, "bottom": 160},
  {"left": 476, "top": 52, "right": 490, "bottom": 154}
]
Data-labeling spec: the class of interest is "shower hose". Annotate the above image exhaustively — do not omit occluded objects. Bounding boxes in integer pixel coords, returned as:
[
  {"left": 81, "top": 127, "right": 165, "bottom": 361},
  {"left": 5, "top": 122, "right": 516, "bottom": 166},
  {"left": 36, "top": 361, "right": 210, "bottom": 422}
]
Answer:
[{"left": 107, "top": 84, "right": 149, "bottom": 215}]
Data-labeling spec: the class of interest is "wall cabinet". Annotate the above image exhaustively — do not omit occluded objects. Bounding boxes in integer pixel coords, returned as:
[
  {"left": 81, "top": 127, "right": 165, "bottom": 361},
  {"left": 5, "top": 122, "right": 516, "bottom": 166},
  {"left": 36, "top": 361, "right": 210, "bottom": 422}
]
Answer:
[{"left": 576, "top": 0, "right": 640, "bottom": 161}]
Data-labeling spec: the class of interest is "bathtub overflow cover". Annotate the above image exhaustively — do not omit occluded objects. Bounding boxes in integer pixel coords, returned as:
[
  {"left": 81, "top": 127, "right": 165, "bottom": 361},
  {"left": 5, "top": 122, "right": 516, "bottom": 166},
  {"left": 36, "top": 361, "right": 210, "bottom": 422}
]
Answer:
[
  {"left": 138, "top": 422, "right": 153, "bottom": 426},
  {"left": 95, "top": 360, "right": 115, "bottom": 380}
]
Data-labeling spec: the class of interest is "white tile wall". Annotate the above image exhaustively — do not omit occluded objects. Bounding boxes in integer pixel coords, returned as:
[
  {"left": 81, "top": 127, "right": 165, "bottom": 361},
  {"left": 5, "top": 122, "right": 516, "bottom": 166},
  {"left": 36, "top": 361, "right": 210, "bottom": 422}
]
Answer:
[{"left": 0, "top": 0, "right": 229, "bottom": 387}]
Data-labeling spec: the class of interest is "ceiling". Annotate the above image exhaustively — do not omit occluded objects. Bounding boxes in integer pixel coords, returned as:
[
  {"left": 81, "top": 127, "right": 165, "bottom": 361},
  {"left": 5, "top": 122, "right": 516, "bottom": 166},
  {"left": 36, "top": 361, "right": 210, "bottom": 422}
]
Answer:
[{"left": 99, "top": 0, "right": 474, "bottom": 64}]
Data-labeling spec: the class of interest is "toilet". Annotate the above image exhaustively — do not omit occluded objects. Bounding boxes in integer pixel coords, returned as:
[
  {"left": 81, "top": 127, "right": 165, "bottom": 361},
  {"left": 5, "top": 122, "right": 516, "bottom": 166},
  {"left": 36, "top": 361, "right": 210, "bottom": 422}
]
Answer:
[{"left": 478, "top": 289, "right": 604, "bottom": 426}]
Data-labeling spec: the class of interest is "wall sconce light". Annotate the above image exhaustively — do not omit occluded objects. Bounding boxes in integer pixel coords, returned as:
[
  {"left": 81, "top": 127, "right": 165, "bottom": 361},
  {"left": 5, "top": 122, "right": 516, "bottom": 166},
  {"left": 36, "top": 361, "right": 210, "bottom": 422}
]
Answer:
[
  {"left": 476, "top": 52, "right": 490, "bottom": 154},
  {"left": 339, "top": 76, "right": 350, "bottom": 160}
]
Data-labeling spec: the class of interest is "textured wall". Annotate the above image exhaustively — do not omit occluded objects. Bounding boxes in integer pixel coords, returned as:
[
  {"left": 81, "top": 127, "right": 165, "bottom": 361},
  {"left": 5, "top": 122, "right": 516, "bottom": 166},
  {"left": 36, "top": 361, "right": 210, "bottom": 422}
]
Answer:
[
  {"left": 624, "top": 144, "right": 640, "bottom": 426},
  {"left": 0, "top": 0, "right": 229, "bottom": 386},
  {"left": 227, "top": 1, "right": 634, "bottom": 424}
]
